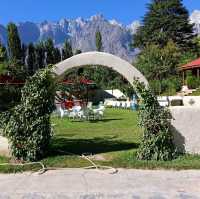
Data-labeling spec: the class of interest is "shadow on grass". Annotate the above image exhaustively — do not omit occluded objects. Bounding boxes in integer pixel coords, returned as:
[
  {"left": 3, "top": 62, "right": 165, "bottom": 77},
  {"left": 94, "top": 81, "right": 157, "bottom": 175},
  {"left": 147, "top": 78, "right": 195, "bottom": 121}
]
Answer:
[{"left": 47, "top": 137, "right": 139, "bottom": 156}]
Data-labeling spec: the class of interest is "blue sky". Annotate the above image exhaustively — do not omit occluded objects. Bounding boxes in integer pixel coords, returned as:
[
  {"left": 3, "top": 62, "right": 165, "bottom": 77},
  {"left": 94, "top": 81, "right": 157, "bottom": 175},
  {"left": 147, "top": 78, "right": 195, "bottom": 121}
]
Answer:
[{"left": 0, "top": 0, "right": 200, "bottom": 25}]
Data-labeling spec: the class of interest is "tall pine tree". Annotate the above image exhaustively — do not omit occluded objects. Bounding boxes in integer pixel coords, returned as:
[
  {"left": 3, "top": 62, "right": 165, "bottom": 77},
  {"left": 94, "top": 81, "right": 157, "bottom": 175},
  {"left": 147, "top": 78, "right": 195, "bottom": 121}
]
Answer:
[
  {"left": 62, "top": 40, "right": 73, "bottom": 60},
  {"left": 53, "top": 47, "right": 61, "bottom": 64},
  {"left": 7, "top": 23, "right": 22, "bottom": 61},
  {"left": 0, "top": 41, "right": 8, "bottom": 76},
  {"left": 95, "top": 30, "right": 103, "bottom": 52},
  {"left": 26, "top": 43, "right": 36, "bottom": 75},
  {"left": 134, "top": 0, "right": 195, "bottom": 50},
  {"left": 21, "top": 44, "right": 27, "bottom": 65},
  {"left": 44, "top": 38, "right": 55, "bottom": 65},
  {"left": 0, "top": 40, "right": 22, "bottom": 112},
  {"left": 35, "top": 42, "right": 45, "bottom": 69},
  {"left": 0, "top": 41, "right": 7, "bottom": 63}
]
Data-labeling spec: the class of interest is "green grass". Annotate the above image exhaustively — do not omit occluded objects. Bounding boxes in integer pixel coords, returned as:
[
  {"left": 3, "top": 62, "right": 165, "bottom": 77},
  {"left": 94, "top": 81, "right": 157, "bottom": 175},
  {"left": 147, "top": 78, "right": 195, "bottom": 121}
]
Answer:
[
  {"left": 189, "top": 88, "right": 200, "bottom": 96},
  {"left": 1, "top": 108, "right": 200, "bottom": 172},
  {"left": 43, "top": 109, "right": 142, "bottom": 168}
]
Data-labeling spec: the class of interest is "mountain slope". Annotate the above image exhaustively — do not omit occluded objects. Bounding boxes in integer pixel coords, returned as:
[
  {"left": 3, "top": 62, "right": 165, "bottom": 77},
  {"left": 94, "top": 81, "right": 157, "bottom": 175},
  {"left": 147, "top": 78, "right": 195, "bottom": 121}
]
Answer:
[
  {"left": 0, "top": 15, "right": 139, "bottom": 62},
  {"left": 1, "top": 11, "right": 199, "bottom": 62}
]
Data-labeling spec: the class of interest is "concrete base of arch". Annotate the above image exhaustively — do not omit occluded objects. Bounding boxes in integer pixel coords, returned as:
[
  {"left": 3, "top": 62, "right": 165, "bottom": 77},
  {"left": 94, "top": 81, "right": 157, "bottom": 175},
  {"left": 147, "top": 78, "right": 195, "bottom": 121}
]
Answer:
[
  {"left": 0, "top": 135, "right": 10, "bottom": 157},
  {"left": 170, "top": 106, "right": 200, "bottom": 154}
]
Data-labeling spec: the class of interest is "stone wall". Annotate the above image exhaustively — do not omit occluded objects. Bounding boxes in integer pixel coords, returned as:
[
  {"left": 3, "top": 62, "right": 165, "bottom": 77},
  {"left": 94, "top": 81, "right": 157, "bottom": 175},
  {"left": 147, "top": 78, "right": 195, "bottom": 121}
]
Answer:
[
  {"left": 170, "top": 107, "right": 200, "bottom": 154},
  {"left": 183, "top": 96, "right": 200, "bottom": 107}
]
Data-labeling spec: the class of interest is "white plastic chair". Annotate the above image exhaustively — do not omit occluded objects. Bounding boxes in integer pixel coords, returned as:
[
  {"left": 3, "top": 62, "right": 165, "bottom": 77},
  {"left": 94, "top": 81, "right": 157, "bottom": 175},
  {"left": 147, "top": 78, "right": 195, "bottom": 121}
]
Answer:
[
  {"left": 121, "top": 101, "right": 126, "bottom": 109},
  {"left": 68, "top": 110, "right": 77, "bottom": 120},
  {"left": 59, "top": 107, "right": 69, "bottom": 118},
  {"left": 112, "top": 101, "right": 117, "bottom": 108},
  {"left": 87, "top": 102, "right": 93, "bottom": 109},
  {"left": 77, "top": 110, "right": 86, "bottom": 120},
  {"left": 73, "top": 105, "right": 82, "bottom": 112},
  {"left": 126, "top": 101, "right": 131, "bottom": 109},
  {"left": 69, "top": 106, "right": 83, "bottom": 120},
  {"left": 92, "top": 105, "right": 105, "bottom": 119}
]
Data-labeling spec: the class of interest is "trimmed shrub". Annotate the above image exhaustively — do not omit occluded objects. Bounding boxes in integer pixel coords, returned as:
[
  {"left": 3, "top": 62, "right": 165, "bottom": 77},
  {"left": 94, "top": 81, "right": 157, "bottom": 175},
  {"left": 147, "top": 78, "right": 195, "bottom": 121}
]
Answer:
[
  {"left": 186, "top": 75, "right": 200, "bottom": 89},
  {"left": 161, "top": 77, "right": 182, "bottom": 96},
  {"left": 149, "top": 80, "right": 162, "bottom": 95},
  {"left": 150, "top": 77, "right": 182, "bottom": 96},
  {"left": 2, "top": 67, "right": 56, "bottom": 161}
]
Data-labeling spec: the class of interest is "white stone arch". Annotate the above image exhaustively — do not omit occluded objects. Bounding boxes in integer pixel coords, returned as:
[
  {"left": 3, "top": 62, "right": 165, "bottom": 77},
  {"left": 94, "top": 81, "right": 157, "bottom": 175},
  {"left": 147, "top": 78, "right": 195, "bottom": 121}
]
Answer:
[{"left": 53, "top": 51, "right": 148, "bottom": 86}]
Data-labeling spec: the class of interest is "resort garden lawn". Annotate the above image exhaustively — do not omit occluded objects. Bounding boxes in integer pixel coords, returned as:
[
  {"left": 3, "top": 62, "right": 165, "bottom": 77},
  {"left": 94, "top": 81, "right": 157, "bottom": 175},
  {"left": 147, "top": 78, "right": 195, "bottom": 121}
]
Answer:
[
  {"left": 189, "top": 88, "right": 200, "bottom": 96},
  {"left": 1, "top": 108, "right": 200, "bottom": 173}
]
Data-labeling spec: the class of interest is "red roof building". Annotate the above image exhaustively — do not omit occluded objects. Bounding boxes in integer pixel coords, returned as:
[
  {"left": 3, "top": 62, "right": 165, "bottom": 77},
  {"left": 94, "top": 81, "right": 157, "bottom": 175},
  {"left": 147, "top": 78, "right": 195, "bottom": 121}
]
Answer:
[
  {"left": 180, "top": 57, "right": 200, "bottom": 84},
  {"left": 181, "top": 57, "right": 200, "bottom": 70}
]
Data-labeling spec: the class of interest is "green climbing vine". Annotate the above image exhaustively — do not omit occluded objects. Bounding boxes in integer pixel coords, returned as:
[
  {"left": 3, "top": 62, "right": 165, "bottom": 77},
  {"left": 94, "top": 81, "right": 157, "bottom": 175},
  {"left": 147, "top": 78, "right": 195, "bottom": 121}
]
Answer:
[
  {"left": 134, "top": 80, "right": 176, "bottom": 161},
  {"left": 2, "top": 67, "right": 56, "bottom": 161}
]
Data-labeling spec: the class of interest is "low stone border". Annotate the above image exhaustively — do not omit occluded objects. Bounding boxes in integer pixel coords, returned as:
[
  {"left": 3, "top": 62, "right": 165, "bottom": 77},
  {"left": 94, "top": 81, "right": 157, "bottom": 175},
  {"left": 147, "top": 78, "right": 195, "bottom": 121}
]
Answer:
[{"left": 0, "top": 135, "right": 10, "bottom": 157}]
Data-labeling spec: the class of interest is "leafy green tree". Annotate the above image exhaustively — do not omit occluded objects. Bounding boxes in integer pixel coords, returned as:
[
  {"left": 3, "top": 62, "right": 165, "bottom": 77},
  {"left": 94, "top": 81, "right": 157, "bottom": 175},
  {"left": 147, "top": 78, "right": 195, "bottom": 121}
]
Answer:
[
  {"left": 194, "top": 36, "right": 200, "bottom": 56},
  {"left": 136, "top": 41, "right": 180, "bottom": 81},
  {"left": 0, "top": 40, "right": 26, "bottom": 112},
  {"left": 135, "top": 41, "right": 181, "bottom": 94},
  {"left": 62, "top": 40, "right": 73, "bottom": 60},
  {"left": 0, "top": 41, "right": 8, "bottom": 79},
  {"left": 95, "top": 30, "right": 103, "bottom": 52},
  {"left": 44, "top": 38, "right": 55, "bottom": 65},
  {"left": 178, "top": 50, "right": 198, "bottom": 67},
  {"left": 7, "top": 23, "right": 22, "bottom": 62},
  {"left": 134, "top": 0, "right": 195, "bottom": 50}
]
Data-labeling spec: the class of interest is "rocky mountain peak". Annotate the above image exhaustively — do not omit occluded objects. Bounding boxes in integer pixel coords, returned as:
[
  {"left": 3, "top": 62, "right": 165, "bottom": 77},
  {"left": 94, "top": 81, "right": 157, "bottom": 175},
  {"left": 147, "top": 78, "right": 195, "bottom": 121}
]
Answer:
[
  {"left": 190, "top": 10, "right": 200, "bottom": 35},
  {"left": 1, "top": 11, "right": 200, "bottom": 63}
]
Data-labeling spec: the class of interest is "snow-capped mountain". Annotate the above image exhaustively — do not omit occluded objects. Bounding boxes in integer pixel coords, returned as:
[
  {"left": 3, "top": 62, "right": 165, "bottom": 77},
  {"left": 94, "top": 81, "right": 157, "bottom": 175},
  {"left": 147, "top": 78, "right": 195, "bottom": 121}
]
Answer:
[
  {"left": 190, "top": 10, "right": 200, "bottom": 35},
  {"left": 0, "top": 15, "right": 140, "bottom": 62},
  {"left": 127, "top": 21, "right": 140, "bottom": 35}
]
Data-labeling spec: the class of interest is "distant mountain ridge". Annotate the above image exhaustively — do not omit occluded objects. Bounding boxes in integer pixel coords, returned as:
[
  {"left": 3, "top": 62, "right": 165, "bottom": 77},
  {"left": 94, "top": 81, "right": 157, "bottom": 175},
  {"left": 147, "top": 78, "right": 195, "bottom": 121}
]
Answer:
[
  {"left": 0, "top": 11, "right": 199, "bottom": 62},
  {"left": 0, "top": 15, "right": 140, "bottom": 62}
]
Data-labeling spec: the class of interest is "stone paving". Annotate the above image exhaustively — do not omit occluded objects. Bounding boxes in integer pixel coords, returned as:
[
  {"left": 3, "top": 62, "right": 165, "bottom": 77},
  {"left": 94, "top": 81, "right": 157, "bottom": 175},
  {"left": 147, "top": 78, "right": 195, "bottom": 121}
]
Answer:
[{"left": 0, "top": 169, "right": 200, "bottom": 199}]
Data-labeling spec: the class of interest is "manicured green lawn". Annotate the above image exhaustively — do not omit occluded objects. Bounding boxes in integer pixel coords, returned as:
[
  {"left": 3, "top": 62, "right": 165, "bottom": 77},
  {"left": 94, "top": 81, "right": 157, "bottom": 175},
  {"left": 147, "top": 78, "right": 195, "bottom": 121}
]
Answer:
[
  {"left": 1, "top": 108, "right": 200, "bottom": 172},
  {"left": 44, "top": 108, "right": 142, "bottom": 168},
  {"left": 189, "top": 88, "right": 200, "bottom": 96}
]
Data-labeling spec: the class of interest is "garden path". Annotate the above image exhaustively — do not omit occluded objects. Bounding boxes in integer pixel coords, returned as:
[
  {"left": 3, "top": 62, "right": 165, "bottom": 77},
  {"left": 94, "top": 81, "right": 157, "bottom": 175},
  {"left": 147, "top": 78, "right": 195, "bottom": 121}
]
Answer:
[{"left": 0, "top": 169, "right": 199, "bottom": 198}]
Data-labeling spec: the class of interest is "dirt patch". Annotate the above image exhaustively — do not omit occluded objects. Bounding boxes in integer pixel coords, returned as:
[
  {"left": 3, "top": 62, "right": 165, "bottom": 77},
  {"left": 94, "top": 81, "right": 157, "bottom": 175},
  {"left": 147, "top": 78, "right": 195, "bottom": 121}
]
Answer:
[{"left": 89, "top": 154, "right": 108, "bottom": 161}]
